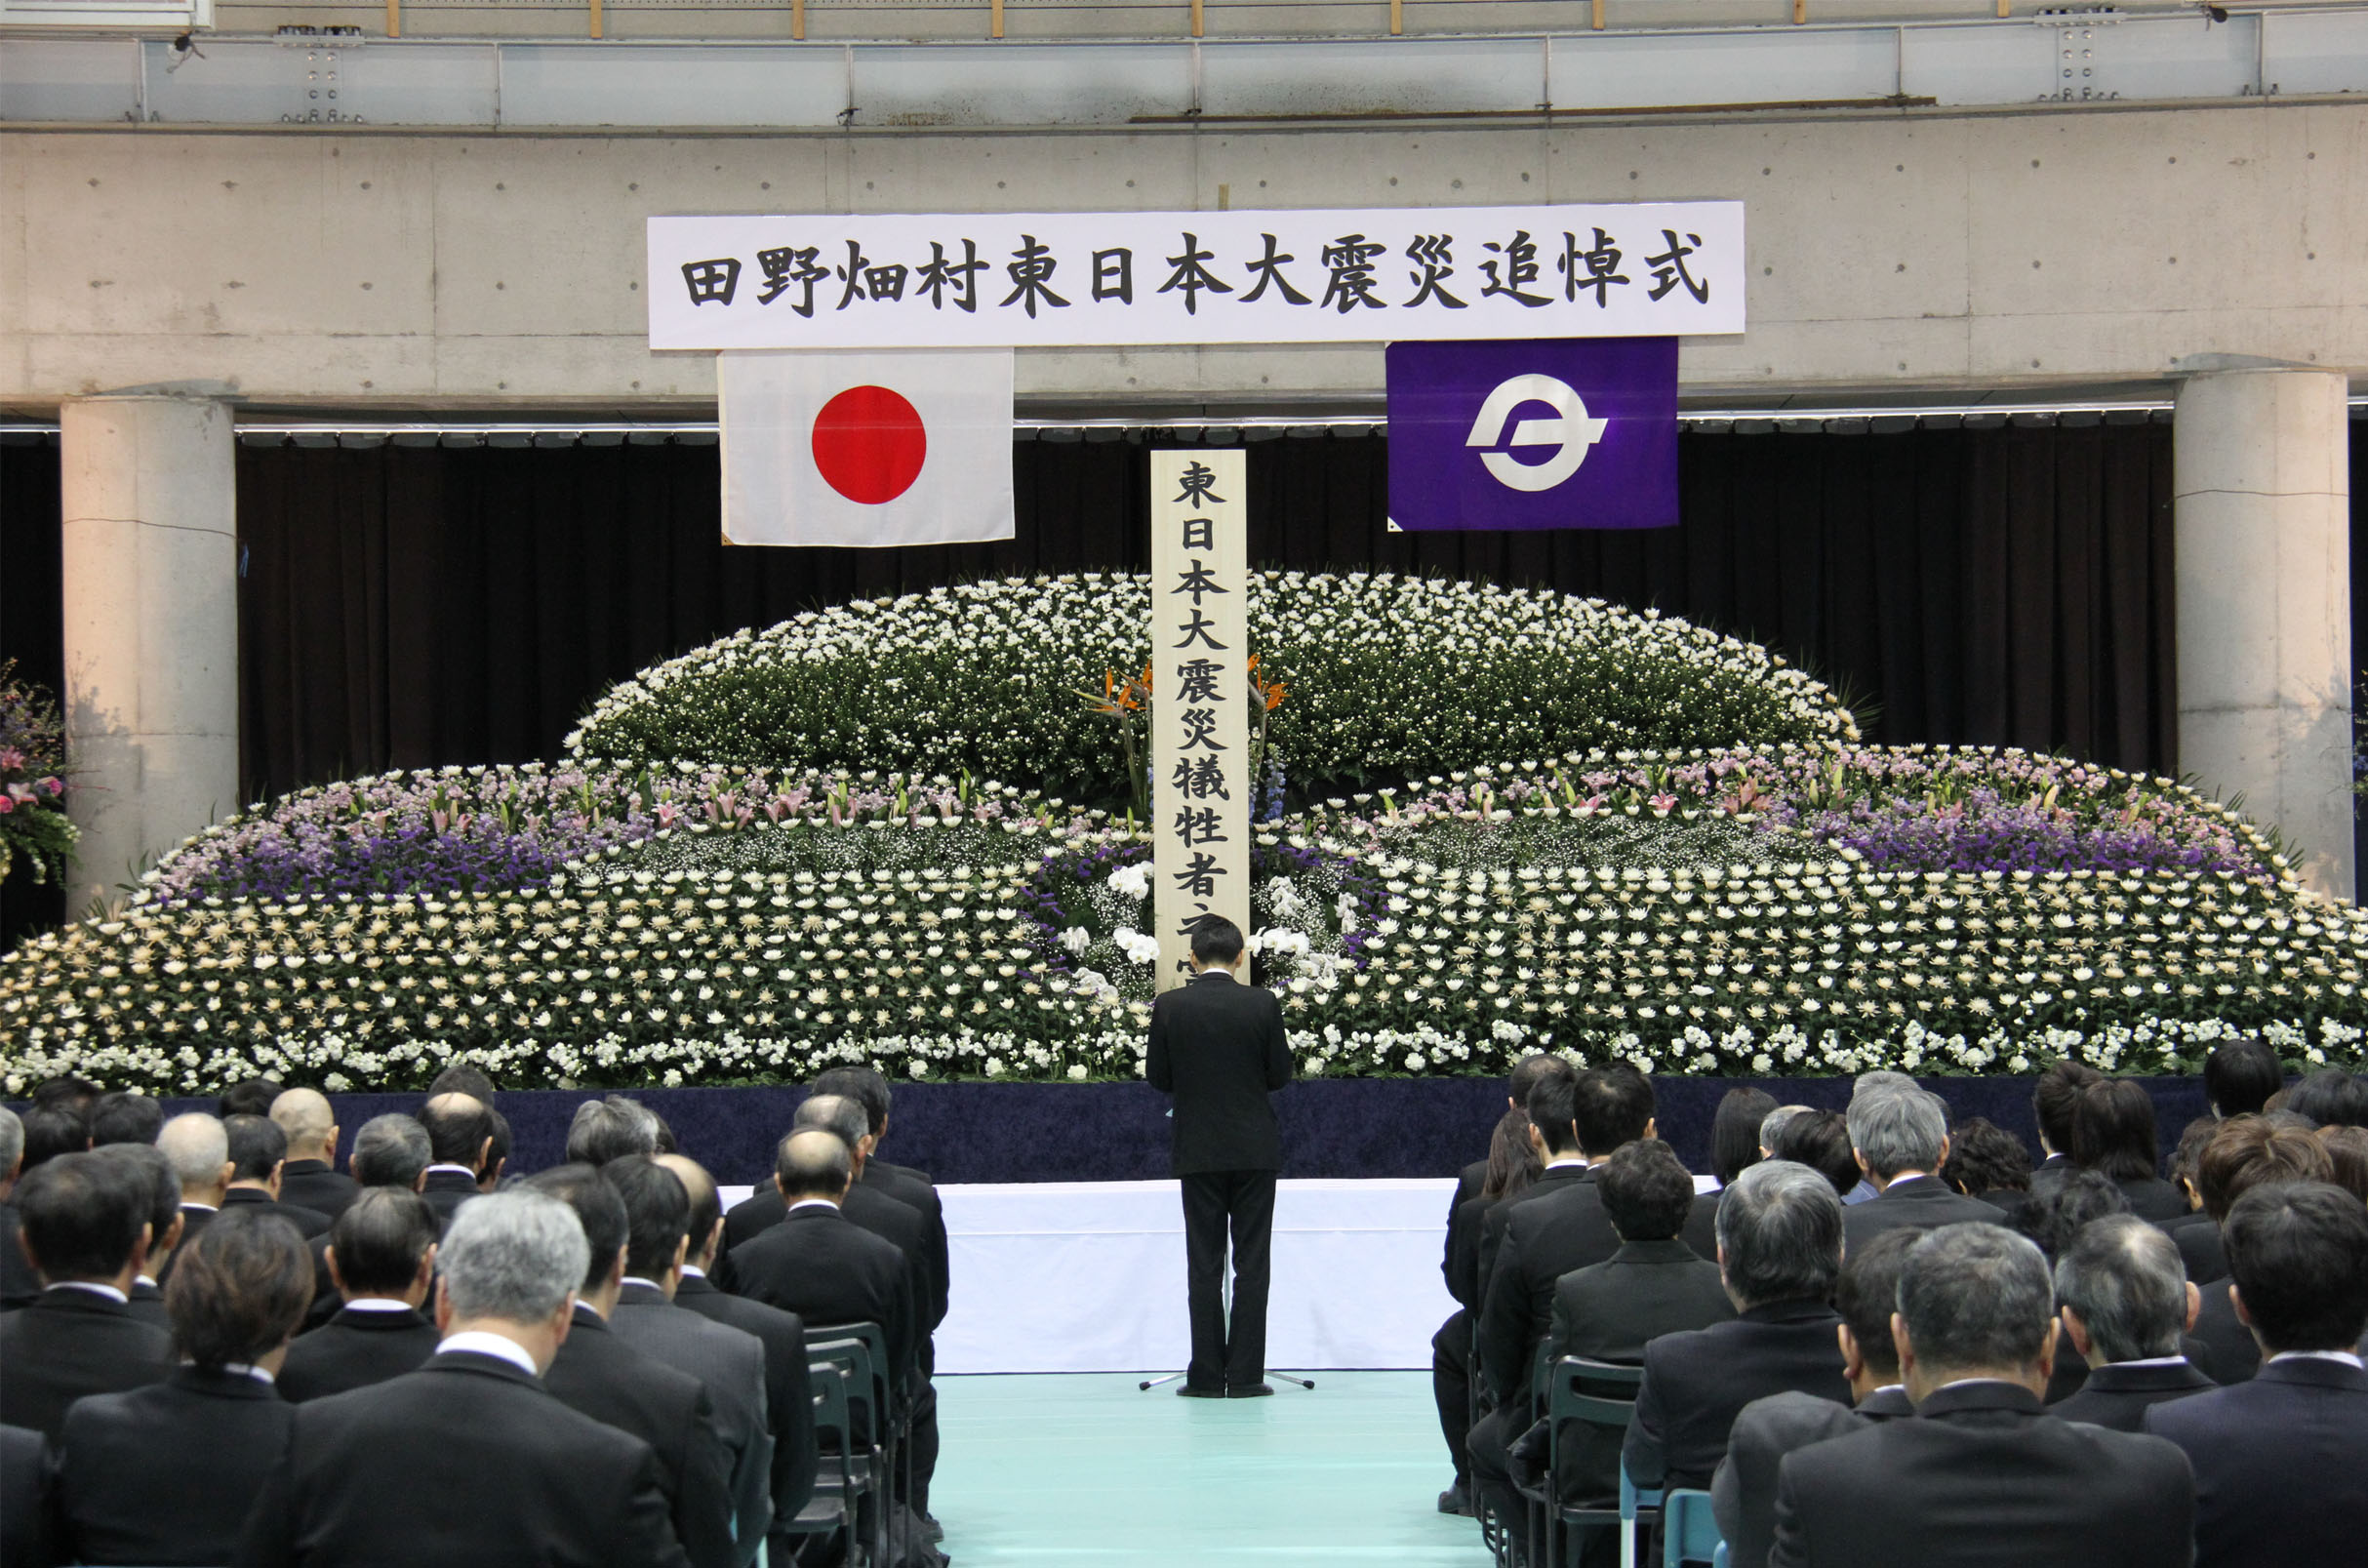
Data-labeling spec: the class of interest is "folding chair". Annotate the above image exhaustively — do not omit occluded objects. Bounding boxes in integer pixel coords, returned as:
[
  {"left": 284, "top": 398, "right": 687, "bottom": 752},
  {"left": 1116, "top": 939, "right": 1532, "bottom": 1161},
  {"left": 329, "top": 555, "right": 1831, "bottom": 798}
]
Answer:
[
  {"left": 1659, "top": 1489, "right": 1722, "bottom": 1568},
  {"left": 1538, "top": 1357, "right": 1650, "bottom": 1568},
  {"left": 773, "top": 1360, "right": 861, "bottom": 1566},
  {"left": 805, "top": 1336, "right": 889, "bottom": 1568}
]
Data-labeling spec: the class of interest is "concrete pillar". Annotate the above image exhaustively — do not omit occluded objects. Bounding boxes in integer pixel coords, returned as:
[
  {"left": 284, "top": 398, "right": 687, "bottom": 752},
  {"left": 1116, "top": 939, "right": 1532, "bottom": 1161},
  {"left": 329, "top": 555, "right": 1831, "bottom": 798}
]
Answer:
[
  {"left": 59, "top": 395, "right": 240, "bottom": 914},
  {"left": 2173, "top": 362, "right": 2354, "bottom": 900}
]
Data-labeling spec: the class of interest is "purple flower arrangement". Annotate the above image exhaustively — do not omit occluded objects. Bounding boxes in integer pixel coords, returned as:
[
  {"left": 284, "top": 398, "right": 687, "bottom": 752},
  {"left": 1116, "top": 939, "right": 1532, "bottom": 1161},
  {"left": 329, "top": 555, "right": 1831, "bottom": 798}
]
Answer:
[{"left": 1772, "top": 789, "right": 2261, "bottom": 877}]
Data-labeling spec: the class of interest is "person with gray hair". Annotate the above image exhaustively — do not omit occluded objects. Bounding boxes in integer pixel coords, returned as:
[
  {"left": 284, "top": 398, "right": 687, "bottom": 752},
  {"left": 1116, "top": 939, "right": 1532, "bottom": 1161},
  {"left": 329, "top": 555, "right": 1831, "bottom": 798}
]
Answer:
[
  {"left": 1622, "top": 1162, "right": 1852, "bottom": 1495},
  {"left": 2048, "top": 1215, "right": 2214, "bottom": 1431},
  {"left": 1841, "top": 1088, "right": 1997, "bottom": 1251},
  {"left": 1770, "top": 1222, "right": 2194, "bottom": 1568},
  {"left": 350, "top": 1113, "right": 432, "bottom": 1192},
  {"left": 1757, "top": 1104, "right": 1815, "bottom": 1158},
  {"left": 238, "top": 1187, "right": 690, "bottom": 1568},
  {"left": 0, "top": 1105, "right": 35, "bottom": 1309},
  {"left": 154, "top": 1111, "right": 233, "bottom": 1285},
  {"left": 1838, "top": 1073, "right": 1926, "bottom": 1203},
  {"left": 566, "top": 1095, "right": 663, "bottom": 1167}
]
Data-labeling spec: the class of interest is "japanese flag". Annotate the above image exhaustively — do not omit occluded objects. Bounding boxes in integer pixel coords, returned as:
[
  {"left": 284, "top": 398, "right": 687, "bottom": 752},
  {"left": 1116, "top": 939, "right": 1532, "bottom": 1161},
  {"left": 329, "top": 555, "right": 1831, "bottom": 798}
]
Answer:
[{"left": 718, "top": 347, "right": 1016, "bottom": 547}]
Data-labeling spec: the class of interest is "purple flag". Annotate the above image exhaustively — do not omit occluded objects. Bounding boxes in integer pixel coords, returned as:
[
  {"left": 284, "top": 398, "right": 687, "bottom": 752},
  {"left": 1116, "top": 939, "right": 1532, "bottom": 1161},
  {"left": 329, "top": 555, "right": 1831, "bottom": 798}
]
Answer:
[{"left": 1385, "top": 336, "right": 1678, "bottom": 531}]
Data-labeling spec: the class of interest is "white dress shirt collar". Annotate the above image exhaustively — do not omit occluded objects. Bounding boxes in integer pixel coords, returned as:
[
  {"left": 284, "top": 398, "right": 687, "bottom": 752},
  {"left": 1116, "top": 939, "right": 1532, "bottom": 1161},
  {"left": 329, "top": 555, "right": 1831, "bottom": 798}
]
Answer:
[
  {"left": 680, "top": 1265, "right": 708, "bottom": 1280},
  {"left": 340, "top": 1297, "right": 417, "bottom": 1313},
  {"left": 214, "top": 1362, "right": 277, "bottom": 1385},
  {"left": 786, "top": 1198, "right": 840, "bottom": 1216},
  {"left": 45, "top": 1280, "right": 128, "bottom": 1305},
  {"left": 438, "top": 1331, "right": 541, "bottom": 1377},
  {"left": 2269, "top": 1348, "right": 2367, "bottom": 1371}
]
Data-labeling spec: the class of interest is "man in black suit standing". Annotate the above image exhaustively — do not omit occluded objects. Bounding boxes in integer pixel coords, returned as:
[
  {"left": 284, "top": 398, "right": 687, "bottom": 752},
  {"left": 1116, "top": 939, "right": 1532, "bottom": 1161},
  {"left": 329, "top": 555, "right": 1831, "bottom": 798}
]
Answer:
[
  {"left": 2050, "top": 1216, "right": 2215, "bottom": 1430},
  {"left": 726, "top": 1130, "right": 921, "bottom": 1395},
  {"left": 0, "top": 1150, "right": 171, "bottom": 1438},
  {"left": 1715, "top": 1228, "right": 1921, "bottom": 1568},
  {"left": 2144, "top": 1182, "right": 2368, "bottom": 1568},
  {"left": 270, "top": 1088, "right": 361, "bottom": 1223},
  {"left": 220, "top": 1115, "right": 333, "bottom": 1240},
  {"left": 417, "top": 1093, "right": 496, "bottom": 1226},
  {"left": 1145, "top": 913, "right": 1294, "bottom": 1399},
  {"left": 525, "top": 1165, "right": 740, "bottom": 1568},
  {"left": 236, "top": 1186, "right": 689, "bottom": 1568},
  {"left": 1839, "top": 1087, "right": 1999, "bottom": 1252},
  {"left": 1770, "top": 1223, "right": 2194, "bottom": 1568},
  {"left": 280, "top": 1188, "right": 445, "bottom": 1401},
  {"left": 155, "top": 1110, "right": 233, "bottom": 1285},
  {"left": 661, "top": 1152, "right": 820, "bottom": 1539},
  {"left": 1625, "top": 1160, "right": 1852, "bottom": 1495}
]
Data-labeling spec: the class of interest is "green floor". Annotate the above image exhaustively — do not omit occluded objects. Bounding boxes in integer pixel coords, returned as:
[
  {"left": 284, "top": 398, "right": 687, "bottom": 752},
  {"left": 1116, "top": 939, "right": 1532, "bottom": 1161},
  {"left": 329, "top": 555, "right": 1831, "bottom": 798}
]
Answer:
[{"left": 929, "top": 1371, "right": 1493, "bottom": 1565}]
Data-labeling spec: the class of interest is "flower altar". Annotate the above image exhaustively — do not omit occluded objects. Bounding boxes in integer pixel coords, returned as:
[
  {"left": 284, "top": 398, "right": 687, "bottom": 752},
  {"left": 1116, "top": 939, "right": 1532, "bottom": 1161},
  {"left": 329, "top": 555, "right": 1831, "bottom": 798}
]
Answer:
[{"left": 3, "top": 573, "right": 2362, "bottom": 1096}]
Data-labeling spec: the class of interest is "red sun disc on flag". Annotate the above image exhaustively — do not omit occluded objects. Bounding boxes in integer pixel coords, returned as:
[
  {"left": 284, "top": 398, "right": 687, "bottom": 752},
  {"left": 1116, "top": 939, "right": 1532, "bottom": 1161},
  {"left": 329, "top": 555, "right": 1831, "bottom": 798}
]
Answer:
[{"left": 811, "top": 384, "right": 928, "bottom": 504}]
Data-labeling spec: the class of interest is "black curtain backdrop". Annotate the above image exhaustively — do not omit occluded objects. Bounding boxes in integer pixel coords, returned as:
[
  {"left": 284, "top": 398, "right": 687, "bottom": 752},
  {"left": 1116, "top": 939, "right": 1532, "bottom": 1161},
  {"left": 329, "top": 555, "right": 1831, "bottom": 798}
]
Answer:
[
  {"left": 231, "top": 422, "right": 2182, "bottom": 799},
  {"left": 0, "top": 434, "right": 66, "bottom": 944}
]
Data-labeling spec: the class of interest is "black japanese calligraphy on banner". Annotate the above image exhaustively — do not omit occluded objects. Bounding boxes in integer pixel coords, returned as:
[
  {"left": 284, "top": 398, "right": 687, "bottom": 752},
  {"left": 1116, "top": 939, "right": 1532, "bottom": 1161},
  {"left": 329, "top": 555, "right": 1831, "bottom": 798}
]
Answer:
[
  {"left": 1149, "top": 450, "right": 1251, "bottom": 991},
  {"left": 648, "top": 203, "right": 1744, "bottom": 350}
]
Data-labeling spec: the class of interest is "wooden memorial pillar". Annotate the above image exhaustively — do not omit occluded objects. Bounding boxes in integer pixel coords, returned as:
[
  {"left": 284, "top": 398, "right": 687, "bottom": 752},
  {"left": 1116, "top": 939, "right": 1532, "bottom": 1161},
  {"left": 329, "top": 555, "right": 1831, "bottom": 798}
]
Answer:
[{"left": 1149, "top": 449, "right": 1252, "bottom": 992}]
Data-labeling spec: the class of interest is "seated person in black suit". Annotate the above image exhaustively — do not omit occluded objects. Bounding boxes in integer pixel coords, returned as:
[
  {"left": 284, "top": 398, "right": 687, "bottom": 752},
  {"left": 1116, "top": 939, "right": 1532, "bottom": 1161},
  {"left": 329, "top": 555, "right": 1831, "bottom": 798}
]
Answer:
[
  {"left": 281, "top": 1188, "right": 444, "bottom": 1402},
  {"left": 1715, "top": 1227, "right": 1922, "bottom": 1568},
  {"left": 1940, "top": 1116, "right": 2033, "bottom": 1222},
  {"left": 88, "top": 1091, "right": 164, "bottom": 1149},
  {"left": 2286, "top": 1067, "right": 2368, "bottom": 1128},
  {"left": 1839, "top": 1070, "right": 1920, "bottom": 1205},
  {"left": 2145, "top": 1182, "right": 2368, "bottom": 1568},
  {"left": 20, "top": 1102, "right": 94, "bottom": 1174},
  {"left": 1433, "top": 1107, "right": 1542, "bottom": 1516},
  {"left": 237, "top": 1186, "right": 689, "bottom": 1568},
  {"left": 218, "top": 1077, "right": 284, "bottom": 1120},
  {"left": 55, "top": 1207, "right": 311, "bottom": 1565},
  {"left": 0, "top": 1150, "right": 172, "bottom": 1438},
  {"left": 268, "top": 1089, "right": 360, "bottom": 1223},
  {"left": 90, "top": 1144, "right": 184, "bottom": 1327},
  {"left": 155, "top": 1112, "right": 233, "bottom": 1286},
  {"left": 1839, "top": 1087, "right": 2000, "bottom": 1251},
  {"left": 1768, "top": 1109, "right": 1861, "bottom": 1199},
  {"left": 480, "top": 1108, "right": 513, "bottom": 1192},
  {"left": 2203, "top": 1037, "right": 2283, "bottom": 1121},
  {"left": 220, "top": 1115, "right": 333, "bottom": 1240},
  {"left": 726, "top": 1129, "right": 920, "bottom": 1398},
  {"left": 1624, "top": 1160, "right": 1852, "bottom": 1494},
  {"left": 1526, "top": 1140, "right": 1735, "bottom": 1506},
  {"left": 524, "top": 1165, "right": 740, "bottom": 1568},
  {"left": 1, "top": 1420, "right": 52, "bottom": 1568},
  {"left": 2028, "top": 1060, "right": 2104, "bottom": 1202},
  {"left": 2049, "top": 1215, "right": 2215, "bottom": 1429},
  {"left": 659, "top": 1152, "right": 820, "bottom": 1535},
  {"left": 2159, "top": 1116, "right": 2227, "bottom": 1285},
  {"left": 2068, "top": 1079, "right": 2187, "bottom": 1223},
  {"left": 568, "top": 1095, "right": 664, "bottom": 1166},
  {"left": 416, "top": 1094, "right": 497, "bottom": 1226},
  {"left": 0, "top": 1106, "right": 38, "bottom": 1312},
  {"left": 2187, "top": 1116, "right": 2333, "bottom": 1385},
  {"left": 1771, "top": 1222, "right": 2194, "bottom": 1568}
]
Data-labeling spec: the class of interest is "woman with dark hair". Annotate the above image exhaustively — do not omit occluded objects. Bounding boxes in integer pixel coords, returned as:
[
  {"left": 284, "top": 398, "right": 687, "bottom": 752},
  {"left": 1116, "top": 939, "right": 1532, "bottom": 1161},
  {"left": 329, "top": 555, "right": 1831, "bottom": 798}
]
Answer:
[
  {"left": 2202, "top": 1037, "right": 2283, "bottom": 1119},
  {"left": 2070, "top": 1078, "right": 2186, "bottom": 1222},
  {"left": 1941, "top": 1115, "right": 2034, "bottom": 1220},
  {"left": 1436, "top": 1108, "right": 1544, "bottom": 1516},
  {"left": 1769, "top": 1108, "right": 1860, "bottom": 1197},
  {"left": 1709, "top": 1087, "right": 1780, "bottom": 1188},
  {"left": 52, "top": 1208, "right": 312, "bottom": 1565}
]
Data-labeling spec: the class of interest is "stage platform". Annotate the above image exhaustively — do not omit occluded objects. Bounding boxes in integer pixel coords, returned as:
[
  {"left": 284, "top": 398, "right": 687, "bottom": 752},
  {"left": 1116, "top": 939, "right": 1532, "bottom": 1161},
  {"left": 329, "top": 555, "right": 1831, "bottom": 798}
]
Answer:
[{"left": 930, "top": 1371, "right": 1488, "bottom": 1567}]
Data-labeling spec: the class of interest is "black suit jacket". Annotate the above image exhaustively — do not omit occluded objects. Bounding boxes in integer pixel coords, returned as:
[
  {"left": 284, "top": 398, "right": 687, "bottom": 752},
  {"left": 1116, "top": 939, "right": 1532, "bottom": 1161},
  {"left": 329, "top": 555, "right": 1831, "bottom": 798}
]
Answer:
[
  {"left": 0, "top": 1288, "right": 173, "bottom": 1439},
  {"left": 419, "top": 1170, "right": 482, "bottom": 1227},
  {"left": 1144, "top": 970, "right": 1293, "bottom": 1175},
  {"left": 221, "top": 1186, "right": 333, "bottom": 1239},
  {"left": 154, "top": 1204, "right": 216, "bottom": 1287},
  {"left": 2114, "top": 1177, "right": 2189, "bottom": 1225},
  {"left": 1681, "top": 1189, "right": 1720, "bottom": 1264},
  {"left": 1714, "top": 1387, "right": 1914, "bottom": 1568},
  {"left": 236, "top": 1348, "right": 687, "bottom": 1568},
  {"left": 841, "top": 1182, "right": 943, "bottom": 1334},
  {"left": 860, "top": 1162, "right": 949, "bottom": 1334},
  {"left": 55, "top": 1365, "right": 295, "bottom": 1566},
  {"left": 277, "top": 1160, "right": 362, "bottom": 1223},
  {"left": 1545, "top": 1238, "right": 1738, "bottom": 1498},
  {"left": 2161, "top": 1211, "right": 2228, "bottom": 1285},
  {"left": 1475, "top": 1165, "right": 1619, "bottom": 1404},
  {"left": 1444, "top": 1193, "right": 1489, "bottom": 1309},
  {"left": 1772, "top": 1381, "right": 2194, "bottom": 1568},
  {"left": 0, "top": 1199, "right": 39, "bottom": 1311},
  {"left": 278, "top": 1306, "right": 443, "bottom": 1402},
  {"left": 2145, "top": 1354, "right": 2368, "bottom": 1568},
  {"left": 542, "top": 1306, "right": 737, "bottom": 1568},
  {"left": 674, "top": 1272, "right": 819, "bottom": 1525},
  {"left": 1, "top": 1422, "right": 54, "bottom": 1568},
  {"left": 2190, "top": 1278, "right": 2261, "bottom": 1385},
  {"left": 1839, "top": 1175, "right": 2004, "bottom": 1251},
  {"left": 125, "top": 1277, "right": 169, "bottom": 1331},
  {"left": 2050, "top": 1358, "right": 2216, "bottom": 1431},
  {"left": 721, "top": 1186, "right": 786, "bottom": 1255},
  {"left": 1625, "top": 1299, "right": 1850, "bottom": 1493},
  {"left": 725, "top": 1204, "right": 918, "bottom": 1392}
]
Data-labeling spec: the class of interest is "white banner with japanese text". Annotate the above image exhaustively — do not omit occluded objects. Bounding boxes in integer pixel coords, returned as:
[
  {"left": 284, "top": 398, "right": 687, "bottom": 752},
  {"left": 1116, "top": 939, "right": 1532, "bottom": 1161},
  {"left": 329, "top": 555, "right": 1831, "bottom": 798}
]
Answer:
[
  {"left": 1149, "top": 450, "right": 1252, "bottom": 993},
  {"left": 648, "top": 203, "right": 1744, "bottom": 350}
]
